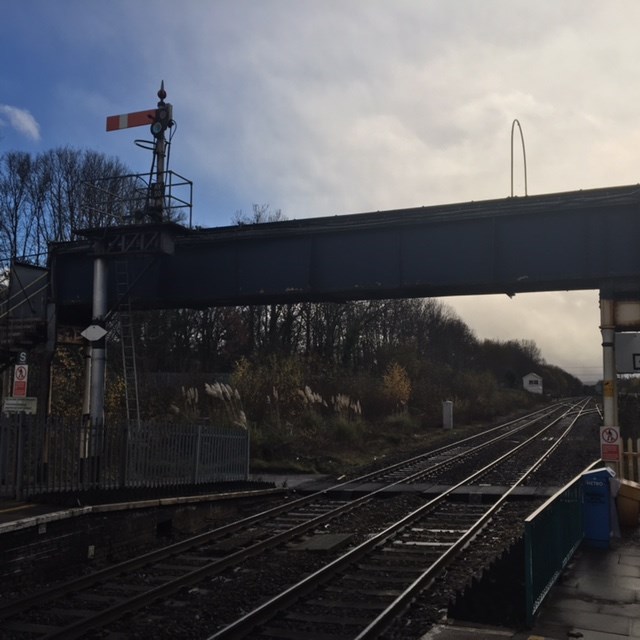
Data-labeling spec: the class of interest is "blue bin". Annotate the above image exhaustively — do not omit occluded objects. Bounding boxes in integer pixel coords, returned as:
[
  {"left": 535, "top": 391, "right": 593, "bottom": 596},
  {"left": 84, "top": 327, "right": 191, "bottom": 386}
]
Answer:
[{"left": 582, "top": 467, "right": 616, "bottom": 548}]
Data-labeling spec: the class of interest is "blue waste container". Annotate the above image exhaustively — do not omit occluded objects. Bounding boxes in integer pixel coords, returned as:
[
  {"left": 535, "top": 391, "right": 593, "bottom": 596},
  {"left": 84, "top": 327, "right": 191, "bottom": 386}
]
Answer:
[{"left": 582, "top": 467, "right": 617, "bottom": 548}]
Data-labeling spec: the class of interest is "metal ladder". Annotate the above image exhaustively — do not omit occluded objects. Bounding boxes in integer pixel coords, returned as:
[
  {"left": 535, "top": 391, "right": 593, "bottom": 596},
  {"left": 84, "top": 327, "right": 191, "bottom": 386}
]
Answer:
[{"left": 115, "top": 260, "right": 140, "bottom": 428}]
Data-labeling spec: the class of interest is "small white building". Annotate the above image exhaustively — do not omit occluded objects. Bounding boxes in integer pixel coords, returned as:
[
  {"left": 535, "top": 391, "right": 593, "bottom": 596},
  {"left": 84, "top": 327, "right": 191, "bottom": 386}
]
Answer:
[{"left": 523, "top": 372, "right": 543, "bottom": 395}]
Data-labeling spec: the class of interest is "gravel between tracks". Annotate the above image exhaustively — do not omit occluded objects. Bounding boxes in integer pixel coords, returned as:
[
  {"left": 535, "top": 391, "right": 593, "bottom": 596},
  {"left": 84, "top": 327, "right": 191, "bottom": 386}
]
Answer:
[{"left": 2, "top": 406, "right": 603, "bottom": 639}]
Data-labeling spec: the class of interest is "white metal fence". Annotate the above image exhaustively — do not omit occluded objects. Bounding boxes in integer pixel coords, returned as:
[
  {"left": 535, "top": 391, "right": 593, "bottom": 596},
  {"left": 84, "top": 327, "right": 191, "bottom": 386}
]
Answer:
[
  {"left": 0, "top": 414, "right": 249, "bottom": 499},
  {"left": 622, "top": 437, "right": 640, "bottom": 481}
]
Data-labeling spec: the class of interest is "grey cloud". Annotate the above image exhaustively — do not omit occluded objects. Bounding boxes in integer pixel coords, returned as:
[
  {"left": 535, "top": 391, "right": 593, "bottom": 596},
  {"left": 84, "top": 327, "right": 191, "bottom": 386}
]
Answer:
[{"left": 0, "top": 105, "right": 41, "bottom": 141}]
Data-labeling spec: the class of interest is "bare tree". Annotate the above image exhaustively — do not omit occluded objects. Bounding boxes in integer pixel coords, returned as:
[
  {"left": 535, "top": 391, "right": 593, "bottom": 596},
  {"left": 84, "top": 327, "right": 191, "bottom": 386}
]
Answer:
[
  {"left": 0, "top": 151, "right": 35, "bottom": 262},
  {"left": 0, "top": 147, "right": 132, "bottom": 266}
]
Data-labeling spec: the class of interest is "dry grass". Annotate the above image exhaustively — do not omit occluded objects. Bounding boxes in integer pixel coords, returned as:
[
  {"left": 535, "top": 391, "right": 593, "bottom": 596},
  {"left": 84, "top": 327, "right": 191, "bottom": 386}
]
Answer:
[{"left": 249, "top": 416, "right": 491, "bottom": 475}]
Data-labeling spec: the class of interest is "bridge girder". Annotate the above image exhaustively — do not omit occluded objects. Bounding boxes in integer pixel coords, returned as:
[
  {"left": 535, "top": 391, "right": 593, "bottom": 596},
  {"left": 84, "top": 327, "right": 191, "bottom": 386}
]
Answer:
[{"left": 49, "top": 183, "right": 640, "bottom": 325}]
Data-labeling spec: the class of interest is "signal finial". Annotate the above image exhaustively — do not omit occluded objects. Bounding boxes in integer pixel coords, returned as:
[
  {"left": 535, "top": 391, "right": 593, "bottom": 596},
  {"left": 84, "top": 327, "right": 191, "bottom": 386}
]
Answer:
[{"left": 157, "top": 80, "right": 167, "bottom": 104}]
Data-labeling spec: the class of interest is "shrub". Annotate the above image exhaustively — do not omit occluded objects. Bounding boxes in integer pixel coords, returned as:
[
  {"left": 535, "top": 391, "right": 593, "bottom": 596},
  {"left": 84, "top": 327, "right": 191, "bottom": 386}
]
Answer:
[
  {"left": 383, "top": 412, "right": 419, "bottom": 431},
  {"left": 330, "top": 416, "right": 365, "bottom": 444},
  {"left": 298, "top": 408, "right": 326, "bottom": 436},
  {"left": 382, "top": 362, "right": 412, "bottom": 413},
  {"left": 231, "top": 354, "right": 304, "bottom": 427}
]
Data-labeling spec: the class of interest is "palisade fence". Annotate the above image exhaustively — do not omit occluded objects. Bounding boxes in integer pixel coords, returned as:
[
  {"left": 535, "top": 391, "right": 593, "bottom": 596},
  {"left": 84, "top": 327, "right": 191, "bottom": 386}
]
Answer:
[
  {"left": 622, "top": 438, "right": 640, "bottom": 481},
  {"left": 0, "top": 413, "right": 249, "bottom": 500}
]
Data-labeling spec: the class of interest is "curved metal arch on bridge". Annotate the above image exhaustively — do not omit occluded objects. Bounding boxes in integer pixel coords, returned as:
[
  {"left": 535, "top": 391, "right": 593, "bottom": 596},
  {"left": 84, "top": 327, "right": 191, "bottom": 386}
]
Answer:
[{"left": 511, "top": 118, "right": 528, "bottom": 197}]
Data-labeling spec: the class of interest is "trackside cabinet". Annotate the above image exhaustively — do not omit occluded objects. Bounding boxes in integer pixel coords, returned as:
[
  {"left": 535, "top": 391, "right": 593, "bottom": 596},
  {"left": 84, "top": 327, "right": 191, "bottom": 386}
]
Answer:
[{"left": 582, "top": 467, "right": 618, "bottom": 548}]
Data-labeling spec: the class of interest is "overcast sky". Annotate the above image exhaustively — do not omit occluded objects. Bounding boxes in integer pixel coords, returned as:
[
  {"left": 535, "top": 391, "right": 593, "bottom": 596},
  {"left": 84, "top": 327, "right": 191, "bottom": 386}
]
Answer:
[{"left": 3, "top": 1, "right": 639, "bottom": 383}]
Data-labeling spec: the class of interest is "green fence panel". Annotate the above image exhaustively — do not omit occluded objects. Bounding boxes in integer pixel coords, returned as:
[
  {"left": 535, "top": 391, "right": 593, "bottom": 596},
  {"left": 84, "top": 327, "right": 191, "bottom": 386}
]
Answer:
[{"left": 524, "top": 462, "right": 600, "bottom": 626}]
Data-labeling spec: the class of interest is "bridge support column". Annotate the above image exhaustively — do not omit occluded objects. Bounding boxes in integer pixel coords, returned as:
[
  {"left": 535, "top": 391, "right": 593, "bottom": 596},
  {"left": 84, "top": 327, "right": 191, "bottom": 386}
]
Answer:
[
  {"left": 599, "top": 295, "right": 618, "bottom": 429},
  {"left": 89, "top": 254, "right": 107, "bottom": 434}
]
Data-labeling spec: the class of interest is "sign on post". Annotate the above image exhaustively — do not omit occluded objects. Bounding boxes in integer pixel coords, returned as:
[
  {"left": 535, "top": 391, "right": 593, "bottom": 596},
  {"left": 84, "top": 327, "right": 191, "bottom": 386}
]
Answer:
[
  {"left": 600, "top": 426, "right": 622, "bottom": 463},
  {"left": 3, "top": 397, "right": 37, "bottom": 414},
  {"left": 13, "top": 364, "right": 28, "bottom": 397}
]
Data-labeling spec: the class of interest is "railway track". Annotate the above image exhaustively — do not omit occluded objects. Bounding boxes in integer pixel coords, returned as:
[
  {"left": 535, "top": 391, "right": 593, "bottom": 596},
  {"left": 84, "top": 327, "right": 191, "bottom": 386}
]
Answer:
[
  {"left": 207, "top": 398, "right": 592, "bottom": 639},
  {"left": 0, "top": 399, "right": 595, "bottom": 639}
]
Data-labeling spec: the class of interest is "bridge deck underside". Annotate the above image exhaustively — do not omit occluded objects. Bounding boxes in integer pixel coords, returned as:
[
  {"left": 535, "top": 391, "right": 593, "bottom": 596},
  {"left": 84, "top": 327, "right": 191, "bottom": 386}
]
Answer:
[{"left": 50, "top": 184, "right": 640, "bottom": 325}]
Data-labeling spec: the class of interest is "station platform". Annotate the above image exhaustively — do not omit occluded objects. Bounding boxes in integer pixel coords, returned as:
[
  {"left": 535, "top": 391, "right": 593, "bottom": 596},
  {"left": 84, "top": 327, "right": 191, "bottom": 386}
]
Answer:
[
  {"left": 0, "top": 474, "right": 327, "bottom": 534},
  {"left": 0, "top": 499, "right": 67, "bottom": 528},
  {"left": 425, "top": 524, "right": 640, "bottom": 640}
]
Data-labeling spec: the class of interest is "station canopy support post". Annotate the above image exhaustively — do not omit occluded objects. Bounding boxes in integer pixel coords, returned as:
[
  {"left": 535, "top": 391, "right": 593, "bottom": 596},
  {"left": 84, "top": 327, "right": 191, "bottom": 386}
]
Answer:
[{"left": 600, "top": 295, "right": 618, "bottom": 432}]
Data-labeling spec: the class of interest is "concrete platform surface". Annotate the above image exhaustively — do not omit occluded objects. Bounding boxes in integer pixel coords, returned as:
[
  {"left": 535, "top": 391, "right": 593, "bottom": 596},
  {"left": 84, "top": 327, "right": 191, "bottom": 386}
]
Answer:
[
  {"left": 0, "top": 500, "right": 66, "bottom": 526},
  {"left": 421, "top": 622, "right": 520, "bottom": 639},
  {"left": 422, "top": 526, "right": 640, "bottom": 640},
  {"left": 526, "top": 531, "right": 640, "bottom": 640}
]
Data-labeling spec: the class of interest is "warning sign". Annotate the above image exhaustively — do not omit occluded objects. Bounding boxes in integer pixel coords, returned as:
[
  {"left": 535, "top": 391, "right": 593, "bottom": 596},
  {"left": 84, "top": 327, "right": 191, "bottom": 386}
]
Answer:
[
  {"left": 13, "top": 364, "right": 28, "bottom": 398},
  {"left": 600, "top": 426, "right": 621, "bottom": 462},
  {"left": 3, "top": 397, "right": 37, "bottom": 414}
]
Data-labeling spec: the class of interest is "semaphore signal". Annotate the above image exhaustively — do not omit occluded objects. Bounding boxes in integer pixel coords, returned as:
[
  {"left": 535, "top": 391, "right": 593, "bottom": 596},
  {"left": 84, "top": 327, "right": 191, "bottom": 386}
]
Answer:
[
  {"left": 105, "top": 81, "right": 176, "bottom": 223},
  {"left": 105, "top": 80, "right": 172, "bottom": 137},
  {"left": 105, "top": 108, "right": 156, "bottom": 132}
]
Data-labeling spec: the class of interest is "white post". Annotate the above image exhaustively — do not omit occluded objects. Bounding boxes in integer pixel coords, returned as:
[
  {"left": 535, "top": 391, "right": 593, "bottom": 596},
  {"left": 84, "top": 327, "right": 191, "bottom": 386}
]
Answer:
[
  {"left": 600, "top": 294, "right": 619, "bottom": 475},
  {"left": 443, "top": 400, "right": 453, "bottom": 430},
  {"left": 89, "top": 254, "right": 108, "bottom": 432}
]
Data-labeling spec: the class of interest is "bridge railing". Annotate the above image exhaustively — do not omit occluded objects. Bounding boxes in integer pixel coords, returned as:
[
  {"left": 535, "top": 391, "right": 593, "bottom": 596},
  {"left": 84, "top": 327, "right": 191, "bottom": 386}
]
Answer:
[{"left": 0, "top": 414, "right": 249, "bottom": 499}]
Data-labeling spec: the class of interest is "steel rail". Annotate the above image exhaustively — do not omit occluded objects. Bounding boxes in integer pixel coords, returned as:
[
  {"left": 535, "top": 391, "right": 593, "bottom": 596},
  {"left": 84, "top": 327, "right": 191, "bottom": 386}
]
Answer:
[
  {"left": 37, "top": 405, "right": 563, "bottom": 639},
  {"left": 355, "top": 398, "right": 591, "bottom": 639},
  {"left": 0, "top": 402, "right": 571, "bottom": 638},
  {"left": 0, "top": 403, "right": 561, "bottom": 623},
  {"left": 206, "top": 399, "right": 587, "bottom": 639},
  {"left": 337, "top": 402, "right": 563, "bottom": 484}
]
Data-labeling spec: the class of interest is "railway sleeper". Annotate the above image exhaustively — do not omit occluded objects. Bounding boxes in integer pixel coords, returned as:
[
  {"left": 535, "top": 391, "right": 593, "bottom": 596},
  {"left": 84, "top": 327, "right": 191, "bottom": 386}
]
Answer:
[
  {"left": 102, "top": 581, "right": 153, "bottom": 592},
  {"left": 47, "top": 607, "right": 95, "bottom": 618},
  {"left": 282, "top": 611, "right": 373, "bottom": 625},
  {"left": 173, "top": 552, "right": 213, "bottom": 564},
  {"left": 257, "top": 626, "right": 355, "bottom": 640},
  {"left": 70, "top": 592, "right": 121, "bottom": 604},
  {"left": 151, "top": 562, "right": 193, "bottom": 572},
  {"left": 341, "top": 572, "right": 415, "bottom": 584},
  {"left": 395, "top": 535, "right": 459, "bottom": 544},
  {"left": 404, "top": 526, "right": 467, "bottom": 534},
  {"left": 324, "top": 585, "right": 403, "bottom": 597},
  {"left": 306, "top": 597, "right": 392, "bottom": 610},
  {"left": 0, "top": 620, "right": 61, "bottom": 635},
  {"left": 355, "top": 562, "right": 425, "bottom": 574},
  {"left": 383, "top": 545, "right": 450, "bottom": 556}
]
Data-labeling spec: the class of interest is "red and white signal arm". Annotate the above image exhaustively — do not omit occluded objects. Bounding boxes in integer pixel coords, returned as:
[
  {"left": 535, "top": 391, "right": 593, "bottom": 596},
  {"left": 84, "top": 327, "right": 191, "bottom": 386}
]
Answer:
[
  {"left": 106, "top": 108, "right": 156, "bottom": 132},
  {"left": 600, "top": 426, "right": 621, "bottom": 462}
]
